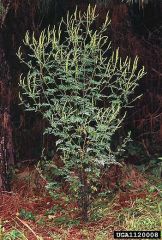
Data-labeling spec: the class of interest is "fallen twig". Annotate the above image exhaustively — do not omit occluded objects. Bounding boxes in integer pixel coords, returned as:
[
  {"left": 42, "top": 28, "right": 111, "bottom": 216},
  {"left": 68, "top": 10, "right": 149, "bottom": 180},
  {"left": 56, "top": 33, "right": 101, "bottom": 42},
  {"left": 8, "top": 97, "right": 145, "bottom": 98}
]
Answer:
[{"left": 16, "top": 216, "right": 39, "bottom": 240}]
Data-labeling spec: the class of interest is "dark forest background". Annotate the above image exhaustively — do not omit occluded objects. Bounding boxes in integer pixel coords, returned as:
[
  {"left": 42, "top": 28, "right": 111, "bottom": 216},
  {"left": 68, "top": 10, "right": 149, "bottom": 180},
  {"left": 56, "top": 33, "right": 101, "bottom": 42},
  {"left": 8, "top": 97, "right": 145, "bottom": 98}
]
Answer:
[{"left": 1, "top": 0, "right": 162, "bottom": 190}]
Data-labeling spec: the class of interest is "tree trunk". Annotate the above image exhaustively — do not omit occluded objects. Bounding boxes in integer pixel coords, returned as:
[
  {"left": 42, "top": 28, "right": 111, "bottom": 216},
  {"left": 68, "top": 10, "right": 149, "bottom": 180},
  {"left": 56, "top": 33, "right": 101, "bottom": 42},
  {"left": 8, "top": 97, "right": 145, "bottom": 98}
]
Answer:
[
  {"left": 78, "top": 168, "right": 89, "bottom": 222},
  {"left": 0, "top": 30, "right": 14, "bottom": 191}
]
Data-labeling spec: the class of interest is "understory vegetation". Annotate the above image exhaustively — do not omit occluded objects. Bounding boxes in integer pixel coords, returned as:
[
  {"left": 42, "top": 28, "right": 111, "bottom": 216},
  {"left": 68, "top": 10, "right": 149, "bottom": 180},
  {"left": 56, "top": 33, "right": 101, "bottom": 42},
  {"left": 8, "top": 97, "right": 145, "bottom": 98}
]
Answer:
[
  {"left": 17, "top": 5, "right": 144, "bottom": 222},
  {"left": 0, "top": 1, "right": 162, "bottom": 240}
]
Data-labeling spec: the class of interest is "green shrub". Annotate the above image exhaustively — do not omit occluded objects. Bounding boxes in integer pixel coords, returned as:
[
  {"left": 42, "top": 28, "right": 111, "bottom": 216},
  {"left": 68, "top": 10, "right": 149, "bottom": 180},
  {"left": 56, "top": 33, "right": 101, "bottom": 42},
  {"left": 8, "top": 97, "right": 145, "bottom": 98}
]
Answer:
[
  {"left": 19, "top": 209, "right": 36, "bottom": 221},
  {"left": 18, "top": 5, "right": 145, "bottom": 221}
]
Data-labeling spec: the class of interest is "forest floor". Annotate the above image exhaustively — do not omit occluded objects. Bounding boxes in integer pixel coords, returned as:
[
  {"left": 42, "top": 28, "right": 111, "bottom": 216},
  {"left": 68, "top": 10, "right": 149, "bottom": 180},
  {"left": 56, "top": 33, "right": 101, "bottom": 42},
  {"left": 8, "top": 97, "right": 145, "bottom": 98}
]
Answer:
[{"left": 0, "top": 164, "right": 161, "bottom": 240}]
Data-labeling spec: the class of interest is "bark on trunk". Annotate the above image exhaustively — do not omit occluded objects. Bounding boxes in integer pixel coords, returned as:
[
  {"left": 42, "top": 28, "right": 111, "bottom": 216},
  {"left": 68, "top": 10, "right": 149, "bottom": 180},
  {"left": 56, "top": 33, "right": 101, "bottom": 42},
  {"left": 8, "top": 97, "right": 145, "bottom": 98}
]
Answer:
[{"left": 0, "top": 30, "right": 14, "bottom": 191}]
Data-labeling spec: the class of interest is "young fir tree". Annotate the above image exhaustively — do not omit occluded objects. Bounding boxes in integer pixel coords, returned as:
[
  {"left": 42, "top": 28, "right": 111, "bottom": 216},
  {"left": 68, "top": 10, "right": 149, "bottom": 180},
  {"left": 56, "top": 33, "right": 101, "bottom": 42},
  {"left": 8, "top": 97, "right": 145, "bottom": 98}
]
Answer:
[{"left": 17, "top": 5, "right": 145, "bottom": 221}]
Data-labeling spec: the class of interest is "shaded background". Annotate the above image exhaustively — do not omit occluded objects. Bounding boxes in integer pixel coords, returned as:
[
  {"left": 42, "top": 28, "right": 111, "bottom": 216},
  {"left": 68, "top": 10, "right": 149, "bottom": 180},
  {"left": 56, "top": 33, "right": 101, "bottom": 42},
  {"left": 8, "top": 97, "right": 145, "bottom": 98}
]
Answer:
[{"left": 1, "top": 0, "right": 162, "bottom": 165}]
